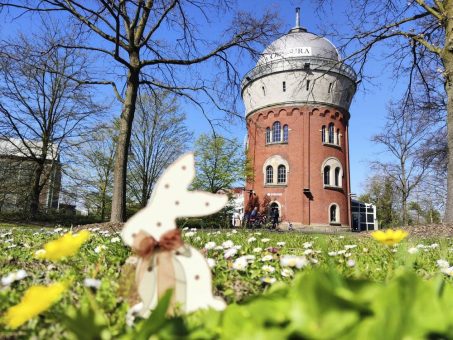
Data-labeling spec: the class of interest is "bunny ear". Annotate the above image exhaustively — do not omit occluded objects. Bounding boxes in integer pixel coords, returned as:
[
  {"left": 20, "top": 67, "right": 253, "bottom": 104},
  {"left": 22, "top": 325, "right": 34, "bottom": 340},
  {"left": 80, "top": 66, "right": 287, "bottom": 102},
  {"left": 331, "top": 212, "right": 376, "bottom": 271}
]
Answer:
[
  {"left": 147, "top": 152, "right": 195, "bottom": 206},
  {"left": 172, "top": 191, "right": 228, "bottom": 218}
]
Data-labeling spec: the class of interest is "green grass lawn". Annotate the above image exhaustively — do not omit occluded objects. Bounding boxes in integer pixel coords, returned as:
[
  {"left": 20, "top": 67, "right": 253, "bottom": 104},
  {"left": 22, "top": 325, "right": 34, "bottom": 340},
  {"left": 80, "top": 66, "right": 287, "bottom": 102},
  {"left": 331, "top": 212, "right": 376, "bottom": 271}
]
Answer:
[{"left": 1, "top": 226, "right": 453, "bottom": 338}]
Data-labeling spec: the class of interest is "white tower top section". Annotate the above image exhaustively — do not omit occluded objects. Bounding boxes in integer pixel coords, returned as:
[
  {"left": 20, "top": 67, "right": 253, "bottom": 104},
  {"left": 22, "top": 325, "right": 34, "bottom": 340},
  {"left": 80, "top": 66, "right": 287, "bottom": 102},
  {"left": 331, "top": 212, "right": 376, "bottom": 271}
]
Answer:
[{"left": 241, "top": 8, "right": 357, "bottom": 117}]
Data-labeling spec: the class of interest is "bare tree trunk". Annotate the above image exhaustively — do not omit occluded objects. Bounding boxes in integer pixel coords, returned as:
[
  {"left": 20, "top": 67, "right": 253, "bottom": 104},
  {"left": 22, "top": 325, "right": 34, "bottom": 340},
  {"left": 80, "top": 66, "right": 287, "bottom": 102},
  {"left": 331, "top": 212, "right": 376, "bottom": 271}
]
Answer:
[
  {"left": 111, "top": 64, "right": 140, "bottom": 222},
  {"left": 30, "top": 162, "right": 45, "bottom": 219},
  {"left": 443, "top": 5, "right": 453, "bottom": 223},
  {"left": 100, "top": 184, "right": 107, "bottom": 221},
  {"left": 401, "top": 160, "right": 408, "bottom": 227}
]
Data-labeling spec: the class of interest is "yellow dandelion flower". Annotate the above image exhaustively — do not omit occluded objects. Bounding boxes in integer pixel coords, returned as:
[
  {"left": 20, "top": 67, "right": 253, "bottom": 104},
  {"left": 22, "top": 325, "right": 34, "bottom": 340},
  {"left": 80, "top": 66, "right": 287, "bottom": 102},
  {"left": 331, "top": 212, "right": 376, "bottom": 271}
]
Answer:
[
  {"left": 35, "top": 230, "right": 90, "bottom": 261},
  {"left": 3, "top": 282, "right": 67, "bottom": 329},
  {"left": 371, "top": 229, "right": 408, "bottom": 246}
]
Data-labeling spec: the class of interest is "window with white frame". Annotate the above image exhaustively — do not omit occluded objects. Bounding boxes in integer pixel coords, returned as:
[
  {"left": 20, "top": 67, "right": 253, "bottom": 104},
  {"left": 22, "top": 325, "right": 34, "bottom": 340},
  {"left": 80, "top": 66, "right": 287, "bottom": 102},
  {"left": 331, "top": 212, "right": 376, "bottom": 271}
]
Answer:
[
  {"left": 321, "top": 125, "right": 326, "bottom": 143},
  {"left": 266, "top": 165, "right": 273, "bottom": 184},
  {"left": 263, "top": 155, "right": 289, "bottom": 186},
  {"left": 330, "top": 204, "right": 339, "bottom": 223},
  {"left": 322, "top": 158, "right": 343, "bottom": 188},
  {"left": 277, "top": 165, "right": 286, "bottom": 184},
  {"left": 336, "top": 128, "right": 341, "bottom": 146},
  {"left": 283, "top": 125, "right": 288, "bottom": 142},
  {"left": 272, "top": 121, "right": 281, "bottom": 142}
]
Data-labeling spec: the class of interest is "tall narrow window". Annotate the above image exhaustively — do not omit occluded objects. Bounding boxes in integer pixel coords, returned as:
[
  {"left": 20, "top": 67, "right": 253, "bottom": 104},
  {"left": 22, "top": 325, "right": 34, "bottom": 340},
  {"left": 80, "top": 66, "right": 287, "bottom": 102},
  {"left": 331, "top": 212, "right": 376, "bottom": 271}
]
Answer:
[
  {"left": 277, "top": 165, "right": 286, "bottom": 184},
  {"left": 306, "top": 79, "right": 310, "bottom": 91},
  {"left": 262, "top": 86, "right": 266, "bottom": 96},
  {"left": 328, "top": 82, "right": 333, "bottom": 94},
  {"left": 330, "top": 205, "right": 337, "bottom": 222},
  {"left": 266, "top": 166, "right": 273, "bottom": 184},
  {"left": 283, "top": 125, "right": 289, "bottom": 142},
  {"left": 324, "top": 166, "right": 330, "bottom": 185},
  {"left": 282, "top": 81, "right": 286, "bottom": 92},
  {"left": 272, "top": 121, "right": 281, "bottom": 142},
  {"left": 266, "top": 127, "right": 271, "bottom": 144},
  {"left": 336, "top": 129, "right": 341, "bottom": 146},
  {"left": 328, "top": 123, "right": 334, "bottom": 144},
  {"left": 321, "top": 125, "right": 326, "bottom": 143},
  {"left": 335, "top": 167, "right": 340, "bottom": 187}
]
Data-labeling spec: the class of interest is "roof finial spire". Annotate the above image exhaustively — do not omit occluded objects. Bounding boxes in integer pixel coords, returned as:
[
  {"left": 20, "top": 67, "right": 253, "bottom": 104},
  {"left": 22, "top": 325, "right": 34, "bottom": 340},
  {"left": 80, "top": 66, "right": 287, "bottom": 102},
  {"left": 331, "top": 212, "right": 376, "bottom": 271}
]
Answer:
[
  {"left": 295, "top": 7, "right": 300, "bottom": 28},
  {"left": 289, "top": 6, "right": 307, "bottom": 33}
]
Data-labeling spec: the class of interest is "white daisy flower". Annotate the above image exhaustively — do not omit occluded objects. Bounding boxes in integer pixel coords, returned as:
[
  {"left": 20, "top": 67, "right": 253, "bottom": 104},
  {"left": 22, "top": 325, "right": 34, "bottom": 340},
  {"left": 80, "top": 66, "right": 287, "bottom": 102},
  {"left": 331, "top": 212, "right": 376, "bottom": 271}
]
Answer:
[
  {"left": 281, "top": 268, "right": 294, "bottom": 277},
  {"left": 441, "top": 266, "right": 453, "bottom": 276},
  {"left": 126, "top": 302, "right": 144, "bottom": 327},
  {"left": 408, "top": 247, "right": 418, "bottom": 254},
  {"left": 253, "top": 247, "right": 263, "bottom": 253},
  {"left": 280, "top": 255, "right": 309, "bottom": 269},
  {"left": 243, "top": 255, "right": 256, "bottom": 261},
  {"left": 110, "top": 237, "right": 121, "bottom": 243},
  {"left": 232, "top": 257, "right": 249, "bottom": 271},
  {"left": 303, "top": 249, "right": 314, "bottom": 255},
  {"left": 207, "top": 258, "right": 216, "bottom": 268},
  {"left": 204, "top": 242, "right": 216, "bottom": 250},
  {"left": 303, "top": 242, "right": 312, "bottom": 249},
  {"left": 84, "top": 278, "right": 101, "bottom": 289},
  {"left": 94, "top": 245, "right": 107, "bottom": 253},
  {"left": 222, "top": 240, "right": 234, "bottom": 249},
  {"left": 261, "top": 238, "right": 270, "bottom": 243},
  {"left": 262, "top": 265, "right": 275, "bottom": 273},
  {"left": 328, "top": 251, "right": 338, "bottom": 256},
  {"left": 232, "top": 230, "right": 238, "bottom": 234},
  {"left": 1, "top": 269, "right": 27, "bottom": 286},
  {"left": 261, "top": 276, "right": 276, "bottom": 284},
  {"left": 277, "top": 242, "right": 286, "bottom": 247},
  {"left": 247, "top": 237, "right": 257, "bottom": 243},
  {"left": 184, "top": 231, "right": 196, "bottom": 237},
  {"left": 344, "top": 245, "right": 357, "bottom": 250},
  {"left": 347, "top": 259, "right": 356, "bottom": 267},
  {"left": 224, "top": 248, "right": 238, "bottom": 259},
  {"left": 261, "top": 254, "right": 273, "bottom": 261},
  {"left": 437, "top": 259, "right": 450, "bottom": 269}
]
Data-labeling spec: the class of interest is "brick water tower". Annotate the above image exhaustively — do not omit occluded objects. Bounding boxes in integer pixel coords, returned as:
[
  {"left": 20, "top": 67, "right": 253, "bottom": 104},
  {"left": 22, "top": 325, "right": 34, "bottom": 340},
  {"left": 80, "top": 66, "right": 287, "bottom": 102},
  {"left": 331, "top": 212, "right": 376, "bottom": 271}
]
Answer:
[{"left": 243, "top": 8, "right": 357, "bottom": 229}]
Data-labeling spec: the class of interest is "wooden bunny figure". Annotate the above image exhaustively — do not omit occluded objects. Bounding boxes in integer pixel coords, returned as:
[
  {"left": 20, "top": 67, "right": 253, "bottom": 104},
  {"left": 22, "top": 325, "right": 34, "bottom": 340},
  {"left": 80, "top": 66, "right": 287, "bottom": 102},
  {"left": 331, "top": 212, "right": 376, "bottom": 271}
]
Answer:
[{"left": 121, "top": 153, "right": 227, "bottom": 318}]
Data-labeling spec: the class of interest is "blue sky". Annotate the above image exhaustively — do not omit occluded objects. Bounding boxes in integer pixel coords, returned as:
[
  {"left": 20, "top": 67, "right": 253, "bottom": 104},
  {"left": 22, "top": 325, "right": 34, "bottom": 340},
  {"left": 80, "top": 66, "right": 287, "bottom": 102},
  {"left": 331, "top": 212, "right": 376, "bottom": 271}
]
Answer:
[{"left": 0, "top": 1, "right": 407, "bottom": 197}]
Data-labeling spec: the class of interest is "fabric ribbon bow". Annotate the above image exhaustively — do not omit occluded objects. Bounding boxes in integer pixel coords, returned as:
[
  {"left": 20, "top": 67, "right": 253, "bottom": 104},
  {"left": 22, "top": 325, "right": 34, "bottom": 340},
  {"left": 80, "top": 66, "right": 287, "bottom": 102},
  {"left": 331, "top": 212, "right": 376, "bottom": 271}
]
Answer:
[
  {"left": 133, "top": 229, "right": 183, "bottom": 258},
  {"left": 132, "top": 229, "right": 186, "bottom": 312}
]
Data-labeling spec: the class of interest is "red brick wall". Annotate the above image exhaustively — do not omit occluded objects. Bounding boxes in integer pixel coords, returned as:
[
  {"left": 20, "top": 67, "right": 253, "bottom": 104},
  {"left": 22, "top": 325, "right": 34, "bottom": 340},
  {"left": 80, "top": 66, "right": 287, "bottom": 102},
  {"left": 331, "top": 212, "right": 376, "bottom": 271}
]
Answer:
[{"left": 245, "top": 105, "right": 351, "bottom": 228}]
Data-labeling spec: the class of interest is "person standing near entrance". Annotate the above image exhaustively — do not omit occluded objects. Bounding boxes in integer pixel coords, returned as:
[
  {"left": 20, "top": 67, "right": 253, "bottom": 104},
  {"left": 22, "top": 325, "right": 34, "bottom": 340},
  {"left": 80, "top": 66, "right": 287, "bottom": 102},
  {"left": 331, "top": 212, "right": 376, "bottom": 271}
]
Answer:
[{"left": 272, "top": 207, "right": 279, "bottom": 229}]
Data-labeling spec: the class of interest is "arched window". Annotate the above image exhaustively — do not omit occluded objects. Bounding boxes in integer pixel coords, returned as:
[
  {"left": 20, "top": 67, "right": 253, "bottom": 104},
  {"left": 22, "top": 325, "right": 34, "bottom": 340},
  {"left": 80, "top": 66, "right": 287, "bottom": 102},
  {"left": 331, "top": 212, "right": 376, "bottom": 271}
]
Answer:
[
  {"left": 266, "top": 127, "right": 271, "bottom": 144},
  {"left": 322, "top": 158, "right": 343, "bottom": 189},
  {"left": 323, "top": 166, "right": 330, "bottom": 185},
  {"left": 330, "top": 204, "right": 337, "bottom": 223},
  {"left": 266, "top": 166, "right": 273, "bottom": 184},
  {"left": 336, "top": 129, "right": 341, "bottom": 146},
  {"left": 328, "top": 123, "right": 334, "bottom": 144},
  {"left": 283, "top": 125, "right": 289, "bottom": 142},
  {"left": 335, "top": 167, "right": 340, "bottom": 187},
  {"left": 277, "top": 165, "right": 286, "bottom": 183},
  {"left": 321, "top": 125, "right": 326, "bottom": 143},
  {"left": 272, "top": 121, "right": 281, "bottom": 142}
]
